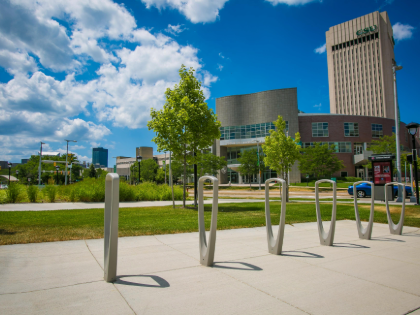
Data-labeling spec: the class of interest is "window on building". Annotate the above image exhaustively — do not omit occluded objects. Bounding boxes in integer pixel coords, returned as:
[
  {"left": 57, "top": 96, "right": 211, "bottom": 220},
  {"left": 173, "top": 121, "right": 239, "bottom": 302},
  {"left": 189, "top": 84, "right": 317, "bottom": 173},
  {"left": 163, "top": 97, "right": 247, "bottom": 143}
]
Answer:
[
  {"left": 312, "top": 122, "right": 329, "bottom": 137},
  {"left": 344, "top": 123, "right": 359, "bottom": 137},
  {"left": 341, "top": 171, "right": 348, "bottom": 177},
  {"left": 220, "top": 121, "right": 285, "bottom": 140},
  {"left": 372, "top": 124, "right": 383, "bottom": 138}
]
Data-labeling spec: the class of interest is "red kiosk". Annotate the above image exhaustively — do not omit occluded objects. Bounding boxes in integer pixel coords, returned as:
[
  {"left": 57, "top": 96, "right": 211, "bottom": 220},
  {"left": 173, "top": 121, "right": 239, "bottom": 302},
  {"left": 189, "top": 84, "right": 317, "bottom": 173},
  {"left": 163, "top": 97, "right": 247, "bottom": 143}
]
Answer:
[{"left": 368, "top": 154, "right": 395, "bottom": 201}]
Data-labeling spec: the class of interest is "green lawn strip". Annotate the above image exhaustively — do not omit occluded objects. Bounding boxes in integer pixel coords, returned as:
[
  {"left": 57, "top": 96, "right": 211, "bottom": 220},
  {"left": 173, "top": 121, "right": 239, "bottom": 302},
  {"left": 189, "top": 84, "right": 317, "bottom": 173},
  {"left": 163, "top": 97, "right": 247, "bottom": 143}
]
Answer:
[{"left": 2, "top": 202, "right": 419, "bottom": 246}]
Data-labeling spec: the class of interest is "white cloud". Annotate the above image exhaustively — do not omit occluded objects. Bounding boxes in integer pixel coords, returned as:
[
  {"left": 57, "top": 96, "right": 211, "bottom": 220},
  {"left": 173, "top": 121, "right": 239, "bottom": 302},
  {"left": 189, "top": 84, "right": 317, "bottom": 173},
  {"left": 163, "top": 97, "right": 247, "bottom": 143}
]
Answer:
[
  {"left": 313, "top": 103, "right": 321, "bottom": 110},
  {"left": 141, "top": 0, "right": 229, "bottom": 23},
  {"left": 266, "top": 0, "right": 321, "bottom": 5},
  {"left": 217, "top": 64, "right": 223, "bottom": 71},
  {"left": 165, "top": 24, "right": 187, "bottom": 36},
  {"left": 0, "top": 0, "right": 217, "bottom": 160},
  {"left": 314, "top": 43, "right": 326, "bottom": 54},
  {"left": 219, "top": 52, "right": 225, "bottom": 59},
  {"left": 393, "top": 23, "right": 415, "bottom": 42}
]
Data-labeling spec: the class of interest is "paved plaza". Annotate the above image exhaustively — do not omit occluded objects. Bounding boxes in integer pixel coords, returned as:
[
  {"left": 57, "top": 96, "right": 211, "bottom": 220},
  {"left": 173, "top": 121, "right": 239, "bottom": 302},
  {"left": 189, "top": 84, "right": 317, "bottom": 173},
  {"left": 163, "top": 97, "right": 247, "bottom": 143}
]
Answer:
[{"left": 1, "top": 220, "right": 420, "bottom": 314}]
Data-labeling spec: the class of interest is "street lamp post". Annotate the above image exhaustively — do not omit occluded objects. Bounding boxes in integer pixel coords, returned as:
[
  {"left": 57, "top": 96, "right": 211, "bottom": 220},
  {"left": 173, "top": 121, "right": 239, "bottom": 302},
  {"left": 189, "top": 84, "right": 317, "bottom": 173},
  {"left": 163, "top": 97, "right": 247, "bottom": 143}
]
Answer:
[
  {"left": 136, "top": 156, "right": 142, "bottom": 184},
  {"left": 255, "top": 140, "right": 261, "bottom": 190},
  {"left": 8, "top": 163, "right": 12, "bottom": 186},
  {"left": 38, "top": 142, "right": 45, "bottom": 185},
  {"left": 64, "top": 140, "right": 77, "bottom": 185},
  {"left": 393, "top": 64, "right": 403, "bottom": 202},
  {"left": 16, "top": 170, "right": 19, "bottom": 183},
  {"left": 55, "top": 166, "right": 59, "bottom": 185},
  {"left": 406, "top": 122, "right": 420, "bottom": 206}
]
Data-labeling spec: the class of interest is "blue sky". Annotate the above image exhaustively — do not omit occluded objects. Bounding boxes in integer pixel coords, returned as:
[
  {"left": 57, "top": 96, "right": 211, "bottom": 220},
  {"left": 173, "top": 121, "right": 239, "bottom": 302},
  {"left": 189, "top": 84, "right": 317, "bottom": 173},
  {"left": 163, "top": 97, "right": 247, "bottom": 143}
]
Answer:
[{"left": 0, "top": 0, "right": 418, "bottom": 166}]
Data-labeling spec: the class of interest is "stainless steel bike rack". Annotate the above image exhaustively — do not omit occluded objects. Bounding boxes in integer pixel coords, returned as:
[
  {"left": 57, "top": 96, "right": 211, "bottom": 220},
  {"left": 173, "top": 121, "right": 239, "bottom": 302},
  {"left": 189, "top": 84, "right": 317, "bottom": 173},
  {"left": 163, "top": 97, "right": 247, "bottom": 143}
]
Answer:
[
  {"left": 385, "top": 182, "right": 406, "bottom": 235},
  {"left": 264, "top": 178, "right": 286, "bottom": 255},
  {"left": 353, "top": 181, "right": 375, "bottom": 239},
  {"left": 104, "top": 173, "right": 119, "bottom": 282},
  {"left": 198, "top": 175, "right": 219, "bottom": 266},
  {"left": 315, "top": 179, "right": 337, "bottom": 246}
]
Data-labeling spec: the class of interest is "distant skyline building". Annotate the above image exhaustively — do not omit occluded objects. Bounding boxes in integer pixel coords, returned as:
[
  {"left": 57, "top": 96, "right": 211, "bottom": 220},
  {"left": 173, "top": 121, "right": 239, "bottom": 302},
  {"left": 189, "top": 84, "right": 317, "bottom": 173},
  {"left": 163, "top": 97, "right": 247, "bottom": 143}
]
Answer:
[
  {"left": 326, "top": 11, "right": 396, "bottom": 119},
  {"left": 92, "top": 147, "right": 108, "bottom": 167}
]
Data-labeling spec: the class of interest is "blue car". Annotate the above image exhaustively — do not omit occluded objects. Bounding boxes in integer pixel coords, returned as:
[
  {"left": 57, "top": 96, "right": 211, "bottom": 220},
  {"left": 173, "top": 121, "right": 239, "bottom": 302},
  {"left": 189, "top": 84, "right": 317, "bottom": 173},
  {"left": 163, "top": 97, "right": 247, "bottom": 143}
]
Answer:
[{"left": 348, "top": 182, "right": 413, "bottom": 198}]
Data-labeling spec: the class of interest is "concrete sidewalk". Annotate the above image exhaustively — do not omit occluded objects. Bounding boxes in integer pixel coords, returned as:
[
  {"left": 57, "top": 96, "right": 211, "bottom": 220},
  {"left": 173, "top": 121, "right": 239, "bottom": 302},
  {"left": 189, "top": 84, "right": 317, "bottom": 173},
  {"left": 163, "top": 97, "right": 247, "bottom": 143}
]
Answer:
[{"left": 1, "top": 221, "right": 420, "bottom": 314}]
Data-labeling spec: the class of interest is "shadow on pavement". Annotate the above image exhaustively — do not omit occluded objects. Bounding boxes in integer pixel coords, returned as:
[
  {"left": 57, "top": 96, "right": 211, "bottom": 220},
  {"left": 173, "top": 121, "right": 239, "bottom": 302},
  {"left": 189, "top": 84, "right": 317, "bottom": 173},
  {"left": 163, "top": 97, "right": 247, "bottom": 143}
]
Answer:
[
  {"left": 115, "top": 275, "right": 170, "bottom": 288},
  {"left": 333, "top": 243, "right": 370, "bottom": 249},
  {"left": 281, "top": 251, "right": 324, "bottom": 258},
  {"left": 212, "top": 262, "right": 262, "bottom": 271},
  {"left": 371, "top": 237, "right": 405, "bottom": 242}
]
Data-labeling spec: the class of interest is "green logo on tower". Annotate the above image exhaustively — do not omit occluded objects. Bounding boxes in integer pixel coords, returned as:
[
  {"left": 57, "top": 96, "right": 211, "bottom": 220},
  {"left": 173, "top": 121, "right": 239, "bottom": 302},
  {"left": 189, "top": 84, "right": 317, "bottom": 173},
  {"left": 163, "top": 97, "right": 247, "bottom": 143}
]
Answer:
[{"left": 356, "top": 25, "right": 377, "bottom": 36}]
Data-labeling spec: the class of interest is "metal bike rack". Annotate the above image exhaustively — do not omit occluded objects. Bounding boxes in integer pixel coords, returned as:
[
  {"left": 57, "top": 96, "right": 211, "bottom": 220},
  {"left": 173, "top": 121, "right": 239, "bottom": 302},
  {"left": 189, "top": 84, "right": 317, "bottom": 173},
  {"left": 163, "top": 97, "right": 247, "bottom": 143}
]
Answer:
[
  {"left": 353, "top": 181, "right": 375, "bottom": 240},
  {"left": 385, "top": 182, "right": 406, "bottom": 235},
  {"left": 264, "top": 178, "right": 286, "bottom": 255},
  {"left": 198, "top": 175, "right": 219, "bottom": 266},
  {"left": 315, "top": 179, "right": 337, "bottom": 246},
  {"left": 104, "top": 173, "right": 120, "bottom": 282}
]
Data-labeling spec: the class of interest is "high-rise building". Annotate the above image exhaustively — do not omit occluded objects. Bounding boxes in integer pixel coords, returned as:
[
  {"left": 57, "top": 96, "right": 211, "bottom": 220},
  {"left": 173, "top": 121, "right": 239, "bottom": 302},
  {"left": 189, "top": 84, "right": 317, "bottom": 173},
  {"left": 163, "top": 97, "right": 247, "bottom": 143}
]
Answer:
[
  {"left": 92, "top": 147, "right": 108, "bottom": 167},
  {"left": 326, "top": 11, "right": 396, "bottom": 119}
]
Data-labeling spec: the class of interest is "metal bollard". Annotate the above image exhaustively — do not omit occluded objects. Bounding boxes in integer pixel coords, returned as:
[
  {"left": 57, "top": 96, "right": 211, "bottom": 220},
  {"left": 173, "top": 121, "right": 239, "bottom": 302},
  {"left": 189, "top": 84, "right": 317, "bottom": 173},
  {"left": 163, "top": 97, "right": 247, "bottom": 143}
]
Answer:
[
  {"left": 198, "top": 176, "right": 218, "bottom": 266},
  {"left": 353, "top": 181, "right": 375, "bottom": 239},
  {"left": 104, "top": 173, "right": 119, "bottom": 282},
  {"left": 315, "top": 179, "right": 337, "bottom": 246},
  {"left": 264, "top": 178, "right": 286, "bottom": 255},
  {"left": 385, "top": 182, "right": 406, "bottom": 235}
]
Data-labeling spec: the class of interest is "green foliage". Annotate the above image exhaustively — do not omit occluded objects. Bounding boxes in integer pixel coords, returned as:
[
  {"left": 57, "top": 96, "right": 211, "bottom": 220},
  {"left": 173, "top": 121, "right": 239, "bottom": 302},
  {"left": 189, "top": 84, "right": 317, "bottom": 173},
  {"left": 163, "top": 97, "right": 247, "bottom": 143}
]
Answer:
[
  {"left": 299, "top": 143, "right": 345, "bottom": 179},
  {"left": 148, "top": 65, "right": 221, "bottom": 207},
  {"left": 370, "top": 134, "right": 396, "bottom": 154},
  {"left": 89, "top": 164, "right": 97, "bottom": 178},
  {"left": 238, "top": 149, "right": 260, "bottom": 188},
  {"left": 155, "top": 168, "right": 166, "bottom": 184},
  {"left": 141, "top": 159, "right": 159, "bottom": 181},
  {"left": 262, "top": 115, "right": 301, "bottom": 200},
  {"left": 43, "top": 185, "right": 57, "bottom": 203},
  {"left": 6, "top": 183, "right": 23, "bottom": 203},
  {"left": 197, "top": 152, "right": 227, "bottom": 176},
  {"left": 27, "top": 185, "right": 39, "bottom": 203}
]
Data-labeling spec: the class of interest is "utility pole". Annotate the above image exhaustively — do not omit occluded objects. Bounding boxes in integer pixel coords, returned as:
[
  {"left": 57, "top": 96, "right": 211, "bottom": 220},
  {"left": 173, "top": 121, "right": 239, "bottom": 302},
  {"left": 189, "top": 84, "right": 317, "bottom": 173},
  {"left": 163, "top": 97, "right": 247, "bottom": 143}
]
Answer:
[
  {"left": 38, "top": 142, "right": 45, "bottom": 185},
  {"left": 393, "top": 64, "right": 403, "bottom": 202}
]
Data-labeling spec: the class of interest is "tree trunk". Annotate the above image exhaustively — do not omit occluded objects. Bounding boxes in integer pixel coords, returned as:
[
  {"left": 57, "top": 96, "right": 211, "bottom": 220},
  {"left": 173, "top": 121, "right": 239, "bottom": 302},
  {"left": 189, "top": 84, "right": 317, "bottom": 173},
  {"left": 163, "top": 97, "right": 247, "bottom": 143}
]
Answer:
[
  {"left": 285, "top": 171, "right": 289, "bottom": 202},
  {"left": 249, "top": 174, "right": 252, "bottom": 189},
  {"left": 183, "top": 149, "right": 186, "bottom": 208}
]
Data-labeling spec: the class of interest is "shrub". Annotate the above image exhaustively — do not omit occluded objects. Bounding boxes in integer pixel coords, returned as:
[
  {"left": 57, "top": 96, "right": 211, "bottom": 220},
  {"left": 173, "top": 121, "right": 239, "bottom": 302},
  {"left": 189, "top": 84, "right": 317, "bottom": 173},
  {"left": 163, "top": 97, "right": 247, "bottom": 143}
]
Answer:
[
  {"left": 44, "top": 185, "right": 57, "bottom": 202},
  {"left": 345, "top": 177, "right": 362, "bottom": 182},
  {"left": 27, "top": 185, "right": 39, "bottom": 203},
  {"left": 6, "top": 183, "right": 23, "bottom": 203},
  {"left": 119, "top": 181, "right": 136, "bottom": 201},
  {"left": 69, "top": 188, "right": 76, "bottom": 202}
]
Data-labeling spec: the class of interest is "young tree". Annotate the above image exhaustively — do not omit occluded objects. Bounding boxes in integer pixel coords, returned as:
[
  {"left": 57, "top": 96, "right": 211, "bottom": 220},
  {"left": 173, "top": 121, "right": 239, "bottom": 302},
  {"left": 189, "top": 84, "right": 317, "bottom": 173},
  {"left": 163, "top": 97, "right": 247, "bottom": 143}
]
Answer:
[
  {"left": 155, "top": 167, "right": 166, "bottom": 184},
  {"left": 238, "top": 149, "right": 260, "bottom": 189},
  {"left": 198, "top": 152, "right": 227, "bottom": 177},
  {"left": 299, "top": 143, "right": 345, "bottom": 179},
  {"left": 89, "top": 164, "right": 97, "bottom": 178},
  {"left": 262, "top": 115, "right": 301, "bottom": 201},
  {"left": 148, "top": 65, "right": 221, "bottom": 208},
  {"left": 141, "top": 159, "right": 159, "bottom": 182}
]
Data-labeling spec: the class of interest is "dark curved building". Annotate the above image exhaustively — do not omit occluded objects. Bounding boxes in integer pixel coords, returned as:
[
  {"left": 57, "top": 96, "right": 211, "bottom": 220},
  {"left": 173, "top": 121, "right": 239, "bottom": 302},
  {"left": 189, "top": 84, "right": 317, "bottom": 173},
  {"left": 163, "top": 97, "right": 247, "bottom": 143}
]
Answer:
[{"left": 215, "top": 88, "right": 415, "bottom": 184}]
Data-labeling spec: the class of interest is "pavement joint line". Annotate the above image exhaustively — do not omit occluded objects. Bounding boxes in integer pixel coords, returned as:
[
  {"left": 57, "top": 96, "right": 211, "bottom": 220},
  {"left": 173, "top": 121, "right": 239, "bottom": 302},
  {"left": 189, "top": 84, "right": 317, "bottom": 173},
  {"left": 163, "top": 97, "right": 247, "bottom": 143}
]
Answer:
[
  {"left": 153, "top": 235, "right": 200, "bottom": 262},
  {"left": 84, "top": 241, "right": 137, "bottom": 314},
  {"left": 403, "top": 306, "right": 420, "bottom": 314},
  {"left": 0, "top": 280, "right": 103, "bottom": 296},
  {"left": 208, "top": 255, "right": 313, "bottom": 315}
]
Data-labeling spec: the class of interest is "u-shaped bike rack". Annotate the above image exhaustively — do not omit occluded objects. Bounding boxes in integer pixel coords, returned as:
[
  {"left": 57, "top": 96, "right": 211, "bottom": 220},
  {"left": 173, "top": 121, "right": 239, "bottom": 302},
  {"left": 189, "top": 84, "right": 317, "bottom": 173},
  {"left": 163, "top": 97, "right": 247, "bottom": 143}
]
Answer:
[
  {"left": 385, "top": 182, "right": 406, "bottom": 235},
  {"left": 353, "top": 181, "right": 375, "bottom": 239},
  {"left": 315, "top": 179, "right": 337, "bottom": 246},
  {"left": 264, "top": 178, "right": 286, "bottom": 255},
  {"left": 198, "top": 176, "right": 219, "bottom": 266}
]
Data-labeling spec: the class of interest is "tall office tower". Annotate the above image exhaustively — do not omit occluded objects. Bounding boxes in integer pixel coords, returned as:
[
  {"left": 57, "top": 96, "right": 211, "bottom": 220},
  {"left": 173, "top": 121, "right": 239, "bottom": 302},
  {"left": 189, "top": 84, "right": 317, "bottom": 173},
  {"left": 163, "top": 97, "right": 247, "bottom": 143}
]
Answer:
[
  {"left": 326, "top": 11, "right": 396, "bottom": 118},
  {"left": 92, "top": 147, "right": 108, "bottom": 167}
]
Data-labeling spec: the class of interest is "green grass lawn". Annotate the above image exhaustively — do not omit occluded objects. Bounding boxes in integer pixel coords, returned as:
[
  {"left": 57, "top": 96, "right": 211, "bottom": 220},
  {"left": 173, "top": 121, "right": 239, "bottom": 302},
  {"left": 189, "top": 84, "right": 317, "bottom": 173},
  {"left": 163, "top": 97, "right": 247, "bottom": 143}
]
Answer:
[{"left": 1, "top": 202, "right": 419, "bottom": 245}]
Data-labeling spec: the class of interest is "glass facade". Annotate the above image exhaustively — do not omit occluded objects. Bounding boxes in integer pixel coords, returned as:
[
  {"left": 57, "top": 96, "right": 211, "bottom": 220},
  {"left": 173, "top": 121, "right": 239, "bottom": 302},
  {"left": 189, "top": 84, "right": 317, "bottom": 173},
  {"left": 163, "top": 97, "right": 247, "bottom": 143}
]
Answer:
[
  {"left": 312, "top": 122, "right": 329, "bottom": 137},
  {"left": 344, "top": 122, "right": 359, "bottom": 137},
  {"left": 302, "top": 142, "right": 352, "bottom": 153},
  {"left": 371, "top": 124, "right": 383, "bottom": 138},
  {"left": 92, "top": 147, "right": 108, "bottom": 167},
  {"left": 220, "top": 121, "right": 288, "bottom": 140}
]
